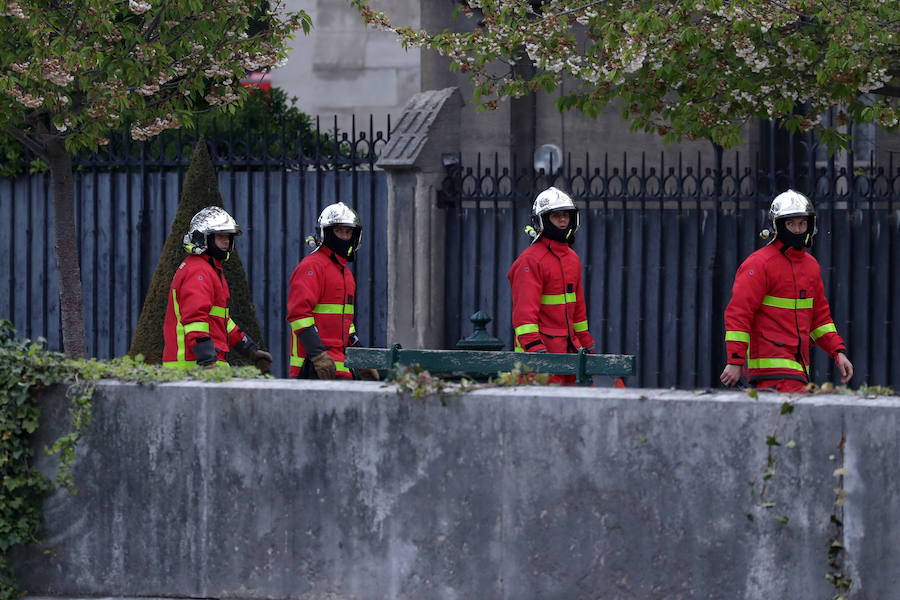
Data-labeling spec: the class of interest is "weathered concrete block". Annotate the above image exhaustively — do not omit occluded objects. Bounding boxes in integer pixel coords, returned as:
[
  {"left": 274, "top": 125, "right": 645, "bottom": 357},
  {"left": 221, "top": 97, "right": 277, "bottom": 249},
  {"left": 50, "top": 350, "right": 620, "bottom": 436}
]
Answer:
[{"left": 14, "top": 382, "right": 900, "bottom": 599}]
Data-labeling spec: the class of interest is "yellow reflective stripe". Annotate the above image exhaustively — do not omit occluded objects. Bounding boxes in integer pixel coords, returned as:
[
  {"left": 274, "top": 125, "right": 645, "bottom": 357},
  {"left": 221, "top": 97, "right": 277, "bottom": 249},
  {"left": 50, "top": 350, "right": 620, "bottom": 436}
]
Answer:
[
  {"left": 349, "top": 323, "right": 356, "bottom": 334},
  {"left": 226, "top": 318, "right": 237, "bottom": 333},
  {"left": 183, "top": 321, "right": 210, "bottom": 335},
  {"left": 748, "top": 358, "right": 809, "bottom": 374},
  {"left": 540, "top": 292, "right": 577, "bottom": 305},
  {"left": 172, "top": 289, "right": 186, "bottom": 363},
  {"left": 573, "top": 320, "right": 588, "bottom": 332},
  {"left": 290, "top": 317, "right": 316, "bottom": 332},
  {"left": 313, "top": 303, "right": 354, "bottom": 314},
  {"left": 163, "top": 360, "right": 228, "bottom": 369},
  {"left": 762, "top": 295, "right": 813, "bottom": 309},
  {"left": 289, "top": 357, "right": 349, "bottom": 373},
  {"left": 810, "top": 323, "right": 837, "bottom": 340},
  {"left": 515, "top": 323, "right": 539, "bottom": 336},
  {"left": 209, "top": 306, "right": 227, "bottom": 318},
  {"left": 725, "top": 331, "right": 750, "bottom": 343}
]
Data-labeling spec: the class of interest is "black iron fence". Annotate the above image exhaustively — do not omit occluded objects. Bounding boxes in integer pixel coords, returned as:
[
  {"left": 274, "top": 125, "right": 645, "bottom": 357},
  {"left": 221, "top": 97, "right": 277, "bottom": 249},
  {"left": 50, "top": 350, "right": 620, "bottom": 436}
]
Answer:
[
  {"left": 443, "top": 146, "right": 900, "bottom": 389},
  {"left": 3, "top": 116, "right": 898, "bottom": 388},
  {"left": 0, "top": 116, "right": 390, "bottom": 379}
]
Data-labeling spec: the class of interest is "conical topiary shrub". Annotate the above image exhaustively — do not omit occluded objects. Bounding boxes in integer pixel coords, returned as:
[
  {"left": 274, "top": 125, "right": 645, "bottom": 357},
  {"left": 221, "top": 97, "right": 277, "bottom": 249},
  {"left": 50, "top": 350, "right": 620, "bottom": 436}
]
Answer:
[{"left": 128, "top": 138, "right": 266, "bottom": 365}]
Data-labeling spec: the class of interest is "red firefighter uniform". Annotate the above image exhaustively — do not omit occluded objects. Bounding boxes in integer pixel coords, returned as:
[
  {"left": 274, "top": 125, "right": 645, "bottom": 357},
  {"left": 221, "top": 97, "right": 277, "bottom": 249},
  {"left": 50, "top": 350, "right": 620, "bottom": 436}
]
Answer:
[
  {"left": 163, "top": 254, "right": 246, "bottom": 367},
  {"left": 724, "top": 242, "right": 846, "bottom": 386},
  {"left": 286, "top": 246, "right": 356, "bottom": 378},
  {"left": 508, "top": 237, "right": 594, "bottom": 384}
]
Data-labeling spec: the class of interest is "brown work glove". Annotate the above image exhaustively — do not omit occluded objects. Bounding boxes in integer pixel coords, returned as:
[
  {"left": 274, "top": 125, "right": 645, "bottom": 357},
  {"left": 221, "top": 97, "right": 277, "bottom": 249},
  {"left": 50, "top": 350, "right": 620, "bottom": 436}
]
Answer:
[
  {"left": 310, "top": 351, "right": 336, "bottom": 380},
  {"left": 250, "top": 349, "right": 273, "bottom": 373},
  {"left": 358, "top": 368, "right": 380, "bottom": 381}
]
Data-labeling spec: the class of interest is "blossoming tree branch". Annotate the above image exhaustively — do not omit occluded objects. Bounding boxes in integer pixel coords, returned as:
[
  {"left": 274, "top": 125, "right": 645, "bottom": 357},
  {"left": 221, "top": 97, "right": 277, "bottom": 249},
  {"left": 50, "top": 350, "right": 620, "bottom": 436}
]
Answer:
[
  {"left": 351, "top": 0, "right": 898, "bottom": 149},
  {"left": 0, "top": 0, "right": 310, "bottom": 357}
]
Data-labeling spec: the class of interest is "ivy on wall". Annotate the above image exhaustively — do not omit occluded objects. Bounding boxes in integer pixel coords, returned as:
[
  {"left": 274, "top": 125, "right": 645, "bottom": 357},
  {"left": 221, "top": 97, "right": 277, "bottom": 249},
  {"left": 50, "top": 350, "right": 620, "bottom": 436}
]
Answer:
[{"left": 0, "top": 320, "right": 264, "bottom": 598}]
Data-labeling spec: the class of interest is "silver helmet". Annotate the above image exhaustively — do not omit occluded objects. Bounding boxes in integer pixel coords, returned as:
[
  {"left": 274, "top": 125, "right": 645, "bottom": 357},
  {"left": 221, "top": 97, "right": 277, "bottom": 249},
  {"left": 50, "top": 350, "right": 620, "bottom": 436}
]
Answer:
[
  {"left": 316, "top": 202, "right": 362, "bottom": 258},
  {"left": 528, "top": 186, "right": 579, "bottom": 243},
  {"left": 183, "top": 206, "right": 242, "bottom": 257},
  {"left": 767, "top": 189, "right": 816, "bottom": 247}
]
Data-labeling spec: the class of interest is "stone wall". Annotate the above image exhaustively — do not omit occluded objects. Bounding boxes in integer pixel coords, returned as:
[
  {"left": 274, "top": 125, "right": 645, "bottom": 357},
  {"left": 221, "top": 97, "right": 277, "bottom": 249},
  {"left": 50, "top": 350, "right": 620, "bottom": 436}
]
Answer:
[{"left": 15, "top": 381, "right": 900, "bottom": 599}]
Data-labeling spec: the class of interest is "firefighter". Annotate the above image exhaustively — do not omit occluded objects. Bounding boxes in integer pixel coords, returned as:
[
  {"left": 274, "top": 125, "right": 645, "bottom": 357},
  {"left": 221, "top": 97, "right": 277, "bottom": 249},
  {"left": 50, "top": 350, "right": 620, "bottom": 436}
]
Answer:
[
  {"left": 286, "top": 202, "right": 379, "bottom": 380},
  {"left": 163, "top": 206, "right": 273, "bottom": 371},
  {"left": 508, "top": 186, "right": 595, "bottom": 385},
  {"left": 720, "top": 189, "right": 853, "bottom": 392}
]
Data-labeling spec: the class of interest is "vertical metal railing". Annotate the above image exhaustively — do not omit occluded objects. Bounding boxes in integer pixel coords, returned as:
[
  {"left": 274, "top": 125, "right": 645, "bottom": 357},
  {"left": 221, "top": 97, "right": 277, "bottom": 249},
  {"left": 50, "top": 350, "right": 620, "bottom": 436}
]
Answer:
[
  {"left": 0, "top": 115, "right": 391, "bottom": 378},
  {"left": 442, "top": 145, "right": 900, "bottom": 389}
]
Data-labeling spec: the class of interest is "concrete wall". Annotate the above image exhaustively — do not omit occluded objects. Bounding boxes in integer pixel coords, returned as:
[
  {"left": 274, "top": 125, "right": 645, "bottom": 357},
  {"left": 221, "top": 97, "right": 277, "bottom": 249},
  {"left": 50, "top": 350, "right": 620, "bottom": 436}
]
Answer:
[
  {"left": 274, "top": 0, "right": 419, "bottom": 134},
  {"left": 273, "top": 0, "right": 749, "bottom": 167},
  {"left": 15, "top": 381, "right": 900, "bottom": 599}
]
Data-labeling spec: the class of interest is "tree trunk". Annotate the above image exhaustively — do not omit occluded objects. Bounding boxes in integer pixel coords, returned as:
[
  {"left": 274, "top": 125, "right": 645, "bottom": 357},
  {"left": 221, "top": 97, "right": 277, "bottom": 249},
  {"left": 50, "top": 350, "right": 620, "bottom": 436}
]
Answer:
[{"left": 46, "top": 138, "right": 87, "bottom": 358}]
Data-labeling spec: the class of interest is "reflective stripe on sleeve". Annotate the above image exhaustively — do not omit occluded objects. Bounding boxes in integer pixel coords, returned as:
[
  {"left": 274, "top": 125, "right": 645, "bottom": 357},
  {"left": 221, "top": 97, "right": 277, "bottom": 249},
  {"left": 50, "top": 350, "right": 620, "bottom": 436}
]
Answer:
[
  {"left": 515, "top": 323, "right": 539, "bottom": 336},
  {"left": 290, "top": 317, "right": 316, "bottom": 332},
  {"left": 725, "top": 330, "right": 751, "bottom": 343},
  {"left": 209, "top": 306, "right": 228, "bottom": 318},
  {"left": 573, "top": 320, "right": 589, "bottom": 333},
  {"left": 810, "top": 322, "right": 837, "bottom": 340},
  {"left": 183, "top": 321, "right": 210, "bottom": 335}
]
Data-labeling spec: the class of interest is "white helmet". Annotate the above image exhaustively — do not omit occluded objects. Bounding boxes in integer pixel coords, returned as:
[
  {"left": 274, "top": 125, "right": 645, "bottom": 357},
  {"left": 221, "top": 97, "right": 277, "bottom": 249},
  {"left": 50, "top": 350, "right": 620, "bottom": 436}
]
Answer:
[
  {"left": 316, "top": 202, "right": 362, "bottom": 260},
  {"left": 183, "top": 206, "right": 242, "bottom": 259},
  {"left": 528, "top": 186, "right": 579, "bottom": 244},
  {"left": 767, "top": 189, "right": 816, "bottom": 248}
]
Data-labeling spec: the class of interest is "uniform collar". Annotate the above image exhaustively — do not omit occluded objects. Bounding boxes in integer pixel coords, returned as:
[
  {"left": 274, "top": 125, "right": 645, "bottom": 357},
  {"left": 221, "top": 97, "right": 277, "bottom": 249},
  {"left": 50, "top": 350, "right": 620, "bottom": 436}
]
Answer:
[
  {"left": 321, "top": 246, "right": 348, "bottom": 266},
  {"left": 777, "top": 240, "right": 807, "bottom": 260},
  {"left": 542, "top": 238, "right": 571, "bottom": 252},
  {"left": 198, "top": 254, "right": 223, "bottom": 270}
]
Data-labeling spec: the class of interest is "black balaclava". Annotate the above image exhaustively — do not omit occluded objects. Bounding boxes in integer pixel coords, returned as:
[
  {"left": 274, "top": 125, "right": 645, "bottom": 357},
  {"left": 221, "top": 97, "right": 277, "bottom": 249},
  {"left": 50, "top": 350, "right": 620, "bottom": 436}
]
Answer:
[
  {"left": 539, "top": 210, "right": 577, "bottom": 245},
  {"left": 323, "top": 226, "right": 360, "bottom": 261},
  {"left": 774, "top": 219, "right": 809, "bottom": 251},
  {"left": 205, "top": 233, "right": 233, "bottom": 262}
]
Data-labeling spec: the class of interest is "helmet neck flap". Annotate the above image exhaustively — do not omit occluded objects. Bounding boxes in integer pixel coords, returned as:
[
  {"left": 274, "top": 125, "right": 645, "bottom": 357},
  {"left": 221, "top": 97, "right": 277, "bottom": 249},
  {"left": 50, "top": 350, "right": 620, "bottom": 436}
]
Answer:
[
  {"left": 204, "top": 233, "right": 234, "bottom": 262},
  {"left": 536, "top": 211, "right": 577, "bottom": 245},
  {"left": 322, "top": 226, "right": 361, "bottom": 261},
  {"left": 774, "top": 219, "right": 812, "bottom": 251}
]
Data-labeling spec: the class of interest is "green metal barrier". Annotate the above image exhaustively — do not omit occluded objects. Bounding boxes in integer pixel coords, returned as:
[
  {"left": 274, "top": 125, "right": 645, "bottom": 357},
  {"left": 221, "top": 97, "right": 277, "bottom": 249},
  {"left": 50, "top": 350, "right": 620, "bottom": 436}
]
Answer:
[{"left": 345, "top": 345, "right": 635, "bottom": 385}]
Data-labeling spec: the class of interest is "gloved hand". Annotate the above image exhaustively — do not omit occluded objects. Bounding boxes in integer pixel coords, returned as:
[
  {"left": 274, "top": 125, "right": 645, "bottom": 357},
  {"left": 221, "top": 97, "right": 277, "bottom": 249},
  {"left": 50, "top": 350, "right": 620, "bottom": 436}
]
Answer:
[
  {"left": 358, "top": 368, "right": 380, "bottom": 381},
  {"left": 250, "top": 349, "right": 273, "bottom": 373},
  {"left": 310, "top": 351, "right": 336, "bottom": 380}
]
